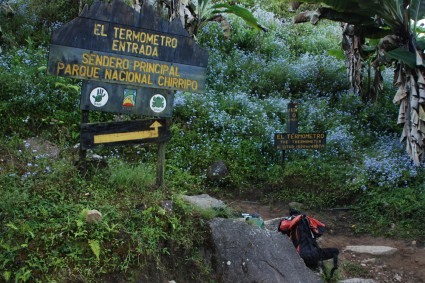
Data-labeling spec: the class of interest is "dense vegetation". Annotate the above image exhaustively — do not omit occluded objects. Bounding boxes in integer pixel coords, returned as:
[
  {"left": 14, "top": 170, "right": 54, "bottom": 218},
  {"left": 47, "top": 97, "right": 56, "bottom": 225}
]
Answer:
[{"left": 1, "top": 0, "right": 425, "bottom": 281}]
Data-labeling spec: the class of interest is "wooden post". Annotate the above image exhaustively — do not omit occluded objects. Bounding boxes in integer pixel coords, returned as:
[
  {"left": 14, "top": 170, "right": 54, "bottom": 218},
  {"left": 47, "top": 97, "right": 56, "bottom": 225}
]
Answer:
[
  {"left": 156, "top": 141, "right": 166, "bottom": 187},
  {"left": 79, "top": 110, "right": 89, "bottom": 169},
  {"left": 281, "top": 102, "right": 298, "bottom": 166}
]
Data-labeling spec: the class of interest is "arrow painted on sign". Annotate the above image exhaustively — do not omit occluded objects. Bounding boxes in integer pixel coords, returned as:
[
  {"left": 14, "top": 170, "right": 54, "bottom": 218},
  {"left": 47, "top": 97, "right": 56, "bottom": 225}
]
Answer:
[{"left": 93, "top": 121, "right": 163, "bottom": 144}]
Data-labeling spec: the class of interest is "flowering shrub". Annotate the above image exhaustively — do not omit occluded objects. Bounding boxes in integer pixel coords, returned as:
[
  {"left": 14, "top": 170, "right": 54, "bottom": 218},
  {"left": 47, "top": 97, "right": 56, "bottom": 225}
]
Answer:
[
  {"left": 358, "top": 135, "right": 418, "bottom": 190},
  {"left": 198, "top": 7, "right": 346, "bottom": 97},
  {"left": 0, "top": 46, "right": 80, "bottom": 140},
  {"left": 170, "top": 90, "right": 288, "bottom": 190},
  {"left": 167, "top": 6, "right": 425, "bottom": 207}
]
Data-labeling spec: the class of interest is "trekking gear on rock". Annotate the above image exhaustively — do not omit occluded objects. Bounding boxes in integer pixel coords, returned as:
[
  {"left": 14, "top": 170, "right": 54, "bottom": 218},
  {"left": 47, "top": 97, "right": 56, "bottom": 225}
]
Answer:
[
  {"left": 278, "top": 210, "right": 339, "bottom": 277},
  {"left": 241, "top": 213, "right": 265, "bottom": 229}
]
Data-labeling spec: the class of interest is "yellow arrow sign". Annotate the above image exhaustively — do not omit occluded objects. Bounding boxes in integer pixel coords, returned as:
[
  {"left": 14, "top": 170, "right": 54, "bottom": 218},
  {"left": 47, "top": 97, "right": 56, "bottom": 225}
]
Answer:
[{"left": 93, "top": 121, "right": 163, "bottom": 144}]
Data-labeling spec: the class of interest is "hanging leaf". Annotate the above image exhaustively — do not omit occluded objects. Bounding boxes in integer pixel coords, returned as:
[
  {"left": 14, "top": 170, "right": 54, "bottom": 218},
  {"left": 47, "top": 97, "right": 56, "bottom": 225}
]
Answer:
[
  {"left": 385, "top": 48, "right": 417, "bottom": 68},
  {"left": 419, "top": 105, "right": 425, "bottom": 121},
  {"left": 211, "top": 3, "right": 268, "bottom": 32},
  {"left": 397, "top": 100, "right": 406, "bottom": 124},
  {"left": 416, "top": 49, "right": 425, "bottom": 67},
  {"left": 418, "top": 68, "right": 425, "bottom": 84},
  {"left": 393, "top": 85, "right": 408, "bottom": 103}
]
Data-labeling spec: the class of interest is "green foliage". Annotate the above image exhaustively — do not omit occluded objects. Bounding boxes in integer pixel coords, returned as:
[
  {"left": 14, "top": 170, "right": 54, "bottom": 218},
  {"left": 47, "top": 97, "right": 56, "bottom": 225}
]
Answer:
[
  {"left": 0, "top": 139, "right": 213, "bottom": 281},
  {"left": 1, "top": 0, "right": 425, "bottom": 281},
  {"left": 341, "top": 262, "right": 370, "bottom": 278},
  {"left": 211, "top": 3, "right": 268, "bottom": 32},
  {"left": 108, "top": 159, "right": 156, "bottom": 190},
  {"left": 354, "top": 186, "right": 425, "bottom": 238},
  {"left": 269, "top": 156, "right": 362, "bottom": 208},
  {"left": 198, "top": 12, "right": 345, "bottom": 97},
  {"left": 1, "top": 0, "right": 95, "bottom": 48},
  {"left": 0, "top": 45, "right": 80, "bottom": 141},
  {"left": 258, "top": 0, "right": 320, "bottom": 18}
]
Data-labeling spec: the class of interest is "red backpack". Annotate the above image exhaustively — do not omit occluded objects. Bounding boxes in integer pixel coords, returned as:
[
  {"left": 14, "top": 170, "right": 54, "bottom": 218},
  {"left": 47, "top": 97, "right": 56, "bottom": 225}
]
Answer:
[{"left": 278, "top": 210, "right": 339, "bottom": 277}]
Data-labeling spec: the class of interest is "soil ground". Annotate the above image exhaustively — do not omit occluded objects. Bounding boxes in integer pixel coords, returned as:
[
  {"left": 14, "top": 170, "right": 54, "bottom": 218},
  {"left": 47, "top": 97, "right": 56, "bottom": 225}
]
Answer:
[{"left": 227, "top": 200, "right": 425, "bottom": 283}]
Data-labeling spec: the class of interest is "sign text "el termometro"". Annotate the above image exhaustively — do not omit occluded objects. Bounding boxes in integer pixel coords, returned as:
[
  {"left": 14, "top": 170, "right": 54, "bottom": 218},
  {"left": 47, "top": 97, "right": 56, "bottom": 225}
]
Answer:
[{"left": 274, "top": 133, "right": 326, "bottom": 150}]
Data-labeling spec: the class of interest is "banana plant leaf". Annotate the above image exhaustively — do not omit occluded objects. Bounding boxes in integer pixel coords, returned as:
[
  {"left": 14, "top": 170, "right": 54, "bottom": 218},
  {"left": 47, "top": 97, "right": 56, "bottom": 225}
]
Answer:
[
  {"left": 211, "top": 3, "right": 268, "bottom": 32},
  {"left": 386, "top": 47, "right": 417, "bottom": 68},
  {"left": 298, "top": 0, "right": 405, "bottom": 29}
]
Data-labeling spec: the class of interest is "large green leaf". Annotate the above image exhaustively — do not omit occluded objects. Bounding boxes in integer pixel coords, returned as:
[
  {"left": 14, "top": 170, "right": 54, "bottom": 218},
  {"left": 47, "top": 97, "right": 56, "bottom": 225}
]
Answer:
[
  {"left": 198, "top": 0, "right": 210, "bottom": 20},
  {"left": 386, "top": 47, "right": 417, "bottom": 68},
  {"left": 318, "top": 7, "right": 376, "bottom": 25},
  {"left": 299, "top": 0, "right": 405, "bottom": 30},
  {"left": 360, "top": 0, "right": 404, "bottom": 26},
  {"left": 298, "top": 0, "right": 361, "bottom": 12},
  {"left": 211, "top": 3, "right": 268, "bottom": 31}
]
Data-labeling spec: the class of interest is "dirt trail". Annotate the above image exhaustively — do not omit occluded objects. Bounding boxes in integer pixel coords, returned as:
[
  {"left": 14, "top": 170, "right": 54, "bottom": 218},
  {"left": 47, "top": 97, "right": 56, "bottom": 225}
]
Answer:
[{"left": 227, "top": 200, "right": 425, "bottom": 283}]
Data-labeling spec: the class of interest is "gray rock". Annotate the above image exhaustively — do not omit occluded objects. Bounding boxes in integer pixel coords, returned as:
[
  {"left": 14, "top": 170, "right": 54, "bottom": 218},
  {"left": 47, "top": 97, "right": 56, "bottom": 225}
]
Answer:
[
  {"left": 86, "top": 209, "right": 102, "bottom": 224},
  {"left": 288, "top": 202, "right": 303, "bottom": 211},
  {"left": 161, "top": 200, "right": 173, "bottom": 212},
  {"left": 207, "top": 161, "right": 229, "bottom": 180},
  {"left": 207, "top": 218, "right": 323, "bottom": 283},
  {"left": 344, "top": 246, "right": 397, "bottom": 256},
  {"left": 182, "top": 194, "right": 226, "bottom": 210}
]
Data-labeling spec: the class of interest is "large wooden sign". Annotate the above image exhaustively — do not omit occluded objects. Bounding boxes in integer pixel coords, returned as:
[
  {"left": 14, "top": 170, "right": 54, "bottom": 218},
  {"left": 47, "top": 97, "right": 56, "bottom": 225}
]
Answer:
[
  {"left": 274, "top": 133, "right": 326, "bottom": 150},
  {"left": 47, "top": 0, "right": 208, "bottom": 92},
  {"left": 80, "top": 119, "right": 171, "bottom": 149}
]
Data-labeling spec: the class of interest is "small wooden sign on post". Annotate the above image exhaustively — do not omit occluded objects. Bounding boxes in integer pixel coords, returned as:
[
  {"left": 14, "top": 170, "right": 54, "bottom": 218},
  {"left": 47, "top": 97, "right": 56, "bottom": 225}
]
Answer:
[
  {"left": 47, "top": 0, "right": 208, "bottom": 186},
  {"left": 274, "top": 133, "right": 327, "bottom": 150},
  {"left": 275, "top": 102, "right": 326, "bottom": 165}
]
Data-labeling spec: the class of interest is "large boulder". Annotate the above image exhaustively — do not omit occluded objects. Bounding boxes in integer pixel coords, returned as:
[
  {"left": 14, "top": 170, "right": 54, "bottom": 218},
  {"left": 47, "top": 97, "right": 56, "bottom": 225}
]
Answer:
[{"left": 207, "top": 218, "right": 323, "bottom": 283}]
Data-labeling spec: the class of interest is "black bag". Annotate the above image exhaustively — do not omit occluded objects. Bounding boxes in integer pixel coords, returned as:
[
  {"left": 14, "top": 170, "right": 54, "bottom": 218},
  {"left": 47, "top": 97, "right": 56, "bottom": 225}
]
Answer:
[{"left": 278, "top": 210, "right": 339, "bottom": 277}]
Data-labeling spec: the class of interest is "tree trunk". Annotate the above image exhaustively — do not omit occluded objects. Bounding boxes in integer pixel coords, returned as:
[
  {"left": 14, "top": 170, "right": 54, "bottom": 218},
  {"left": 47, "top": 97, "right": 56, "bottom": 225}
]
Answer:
[{"left": 342, "top": 23, "right": 363, "bottom": 98}]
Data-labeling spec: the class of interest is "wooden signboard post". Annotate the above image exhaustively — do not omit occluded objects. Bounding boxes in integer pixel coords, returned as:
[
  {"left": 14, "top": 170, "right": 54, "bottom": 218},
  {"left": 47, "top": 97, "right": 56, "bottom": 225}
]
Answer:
[
  {"left": 287, "top": 101, "right": 298, "bottom": 134},
  {"left": 275, "top": 102, "right": 326, "bottom": 165},
  {"left": 47, "top": 0, "right": 208, "bottom": 186}
]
